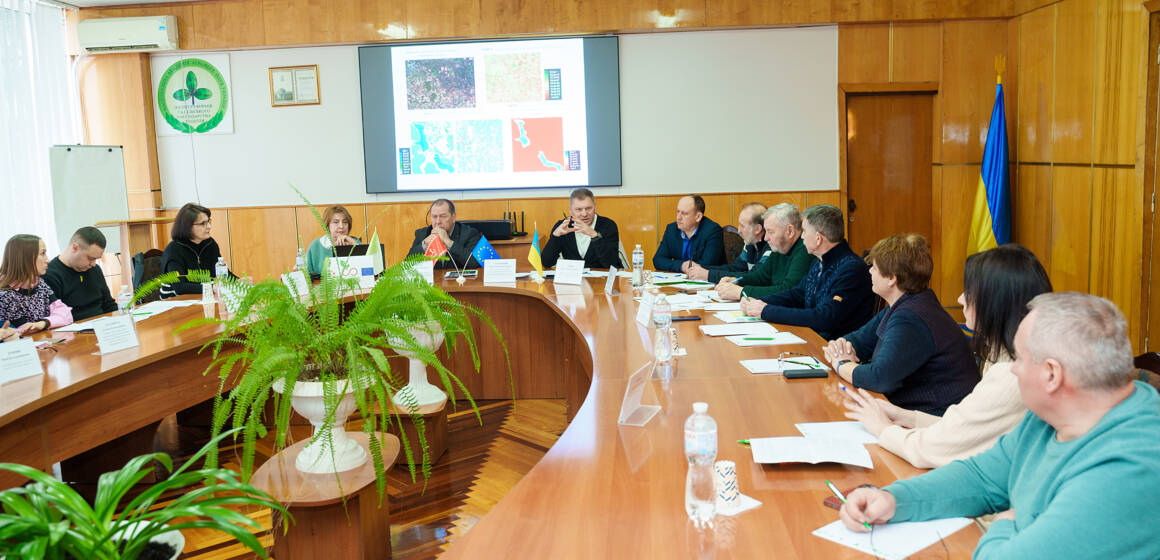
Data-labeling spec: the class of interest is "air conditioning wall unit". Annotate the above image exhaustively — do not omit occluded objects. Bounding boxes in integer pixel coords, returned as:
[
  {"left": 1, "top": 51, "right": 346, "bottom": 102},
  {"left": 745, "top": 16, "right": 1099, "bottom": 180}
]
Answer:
[{"left": 77, "top": 16, "right": 178, "bottom": 54}]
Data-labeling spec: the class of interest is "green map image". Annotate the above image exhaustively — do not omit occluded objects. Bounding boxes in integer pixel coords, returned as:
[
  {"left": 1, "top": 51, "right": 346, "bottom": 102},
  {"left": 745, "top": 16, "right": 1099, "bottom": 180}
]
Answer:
[
  {"left": 410, "top": 120, "right": 504, "bottom": 174},
  {"left": 484, "top": 53, "right": 542, "bottom": 103}
]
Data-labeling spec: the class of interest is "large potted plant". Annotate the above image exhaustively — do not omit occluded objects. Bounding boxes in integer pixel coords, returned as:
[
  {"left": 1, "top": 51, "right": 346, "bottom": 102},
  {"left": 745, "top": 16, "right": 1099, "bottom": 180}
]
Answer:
[{"left": 0, "top": 428, "right": 289, "bottom": 560}]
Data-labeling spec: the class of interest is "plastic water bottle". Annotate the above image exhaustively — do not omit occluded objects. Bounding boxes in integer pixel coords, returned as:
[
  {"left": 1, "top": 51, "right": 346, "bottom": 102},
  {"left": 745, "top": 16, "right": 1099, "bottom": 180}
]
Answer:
[
  {"left": 214, "top": 257, "right": 228, "bottom": 280},
  {"left": 115, "top": 285, "right": 132, "bottom": 315},
  {"left": 632, "top": 244, "right": 645, "bottom": 286},
  {"left": 653, "top": 294, "right": 673, "bottom": 362},
  {"left": 685, "top": 402, "right": 717, "bottom": 527},
  {"left": 294, "top": 248, "right": 305, "bottom": 272}
]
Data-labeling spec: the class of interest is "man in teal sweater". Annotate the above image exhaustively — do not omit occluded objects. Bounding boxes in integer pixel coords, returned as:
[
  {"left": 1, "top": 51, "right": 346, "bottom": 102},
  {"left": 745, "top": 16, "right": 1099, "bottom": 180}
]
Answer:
[
  {"left": 714, "top": 203, "right": 812, "bottom": 300},
  {"left": 839, "top": 292, "right": 1160, "bottom": 559}
]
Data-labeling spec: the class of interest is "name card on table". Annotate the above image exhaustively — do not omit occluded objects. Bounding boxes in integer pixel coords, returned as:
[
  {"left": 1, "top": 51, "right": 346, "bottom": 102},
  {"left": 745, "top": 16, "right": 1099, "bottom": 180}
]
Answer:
[
  {"left": 484, "top": 259, "right": 517, "bottom": 284},
  {"left": 635, "top": 291, "right": 656, "bottom": 327},
  {"left": 618, "top": 361, "right": 660, "bottom": 427},
  {"left": 605, "top": 265, "right": 618, "bottom": 294},
  {"left": 92, "top": 315, "right": 140, "bottom": 355},
  {"left": 0, "top": 338, "right": 44, "bottom": 384},
  {"left": 413, "top": 260, "right": 435, "bottom": 284},
  {"left": 554, "top": 259, "right": 584, "bottom": 285},
  {"left": 281, "top": 270, "right": 309, "bottom": 296}
]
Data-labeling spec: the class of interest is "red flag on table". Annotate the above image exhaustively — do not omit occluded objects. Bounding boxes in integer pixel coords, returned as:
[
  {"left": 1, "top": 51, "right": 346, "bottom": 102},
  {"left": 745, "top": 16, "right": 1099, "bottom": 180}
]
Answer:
[{"left": 425, "top": 235, "right": 448, "bottom": 258}]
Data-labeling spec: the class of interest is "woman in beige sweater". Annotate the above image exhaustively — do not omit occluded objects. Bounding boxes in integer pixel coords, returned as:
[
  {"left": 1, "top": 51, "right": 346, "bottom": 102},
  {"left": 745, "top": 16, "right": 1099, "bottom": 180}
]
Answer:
[{"left": 843, "top": 244, "right": 1052, "bottom": 468}]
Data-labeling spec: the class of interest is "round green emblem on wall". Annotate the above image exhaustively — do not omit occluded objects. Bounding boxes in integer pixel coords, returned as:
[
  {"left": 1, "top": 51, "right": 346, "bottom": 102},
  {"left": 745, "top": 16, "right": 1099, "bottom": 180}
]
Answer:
[{"left": 156, "top": 58, "right": 229, "bottom": 134}]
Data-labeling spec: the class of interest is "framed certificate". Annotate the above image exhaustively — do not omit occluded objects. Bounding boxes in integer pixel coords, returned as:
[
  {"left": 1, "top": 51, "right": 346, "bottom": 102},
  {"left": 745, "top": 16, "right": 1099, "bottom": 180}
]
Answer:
[{"left": 269, "top": 64, "right": 320, "bottom": 107}]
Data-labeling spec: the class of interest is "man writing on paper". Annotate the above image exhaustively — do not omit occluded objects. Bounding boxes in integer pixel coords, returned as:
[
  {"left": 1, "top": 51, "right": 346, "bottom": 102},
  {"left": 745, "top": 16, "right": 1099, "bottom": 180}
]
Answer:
[
  {"left": 740, "top": 204, "right": 874, "bottom": 340},
  {"left": 839, "top": 293, "right": 1160, "bottom": 560},
  {"left": 541, "top": 188, "right": 621, "bottom": 269},
  {"left": 407, "top": 199, "right": 483, "bottom": 269},
  {"left": 715, "top": 203, "right": 812, "bottom": 301},
  {"left": 43, "top": 227, "right": 117, "bottom": 321},
  {"left": 652, "top": 195, "right": 724, "bottom": 272},
  {"left": 685, "top": 202, "right": 770, "bottom": 283}
]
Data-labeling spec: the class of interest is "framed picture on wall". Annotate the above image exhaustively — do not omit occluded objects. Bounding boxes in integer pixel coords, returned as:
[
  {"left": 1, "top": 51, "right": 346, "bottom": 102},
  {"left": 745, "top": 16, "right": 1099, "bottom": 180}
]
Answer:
[{"left": 268, "top": 65, "right": 320, "bottom": 107}]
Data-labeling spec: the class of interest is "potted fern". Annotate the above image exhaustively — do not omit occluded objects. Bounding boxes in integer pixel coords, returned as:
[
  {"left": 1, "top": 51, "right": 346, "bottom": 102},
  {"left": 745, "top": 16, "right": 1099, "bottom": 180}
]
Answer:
[{"left": 0, "top": 428, "right": 288, "bottom": 560}]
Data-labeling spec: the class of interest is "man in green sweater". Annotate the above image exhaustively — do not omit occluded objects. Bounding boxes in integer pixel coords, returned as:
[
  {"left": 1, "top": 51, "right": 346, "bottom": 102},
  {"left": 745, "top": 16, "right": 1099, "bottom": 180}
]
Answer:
[
  {"left": 839, "top": 292, "right": 1160, "bottom": 559},
  {"left": 714, "top": 203, "right": 812, "bottom": 300}
]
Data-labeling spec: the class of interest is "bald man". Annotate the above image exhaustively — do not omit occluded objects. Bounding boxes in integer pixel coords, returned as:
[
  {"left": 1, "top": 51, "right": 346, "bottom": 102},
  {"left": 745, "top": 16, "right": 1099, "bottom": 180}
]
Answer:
[{"left": 652, "top": 195, "right": 724, "bottom": 273}]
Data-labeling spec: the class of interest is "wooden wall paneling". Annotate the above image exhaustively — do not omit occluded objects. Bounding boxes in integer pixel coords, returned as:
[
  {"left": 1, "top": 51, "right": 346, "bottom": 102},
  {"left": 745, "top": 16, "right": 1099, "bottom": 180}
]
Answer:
[
  {"left": 189, "top": 0, "right": 267, "bottom": 49},
  {"left": 454, "top": 199, "right": 509, "bottom": 223},
  {"left": 737, "top": 192, "right": 806, "bottom": 214},
  {"left": 479, "top": 0, "right": 557, "bottom": 36},
  {"left": 363, "top": 202, "right": 430, "bottom": 265},
  {"left": 891, "top": 22, "right": 942, "bottom": 83},
  {"left": 892, "top": 0, "right": 939, "bottom": 21},
  {"left": 1017, "top": 5, "right": 1056, "bottom": 162},
  {"left": 937, "top": 166, "right": 979, "bottom": 302},
  {"left": 1089, "top": 168, "right": 1144, "bottom": 348},
  {"left": 930, "top": 165, "right": 945, "bottom": 304},
  {"left": 657, "top": 194, "right": 733, "bottom": 240},
  {"left": 211, "top": 208, "right": 233, "bottom": 268},
  {"left": 261, "top": 0, "right": 337, "bottom": 45},
  {"left": 593, "top": 196, "right": 659, "bottom": 266},
  {"left": 1093, "top": 0, "right": 1149, "bottom": 165},
  {"left": 939, "top": 0, "right": 1015, "bottom": 19},
  {"left": 1048, "top": 166, "right": 1093, "bottom": 292},
  {"left": 508, "top": 198, "right": 566, "bottom": 256},
  {"left": 227, "top": 207, "right": 299, "bottom": 280},
  {"left": 940, "top": 20, "right": 1012, "bottom": 164},
  {"left": 705, "top": 0, "right": 777, "bottom": 27},
  {"left": 405, "top": 0, "right": 481, "bottom": 39},
  {"left": 127, "top": 192, "right": 158, "bottom": 216},
  {"left": 838, "top": 24, "right": 890, "bottom": 83},
  {"left": 1051, "top": 0, "right": 1098, "bottom": 164},
  {"left": 335, "top": 0, "right": 407, "bottom": 42},
  {"left": 1013, "top": 164, "right": 1053, "bottom": 268},
  {"left": 1007, "top": 16, "right": 1021, "bottom": 164},
  {"left": 803, "top": 191, "right": 842, "bottom": 208},
  {"left": 830, "top": 0, "right": 892, "bottom": 23}
]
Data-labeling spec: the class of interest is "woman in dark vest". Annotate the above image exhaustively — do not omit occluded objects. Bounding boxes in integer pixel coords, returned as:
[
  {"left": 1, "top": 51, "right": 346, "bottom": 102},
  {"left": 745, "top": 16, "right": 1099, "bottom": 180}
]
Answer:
[
  {"left": 822, "top": 234, "right": 978, "bottom": 416},
  {"left": 159, "top": 203, "right": 232, "bottom": 299}
]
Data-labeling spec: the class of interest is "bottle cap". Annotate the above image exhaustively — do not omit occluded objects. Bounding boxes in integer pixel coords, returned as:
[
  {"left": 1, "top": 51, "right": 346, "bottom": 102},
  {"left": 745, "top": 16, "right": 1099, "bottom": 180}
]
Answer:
[{"left": 693, "top": 402, "right": 708, "bottom": 413}]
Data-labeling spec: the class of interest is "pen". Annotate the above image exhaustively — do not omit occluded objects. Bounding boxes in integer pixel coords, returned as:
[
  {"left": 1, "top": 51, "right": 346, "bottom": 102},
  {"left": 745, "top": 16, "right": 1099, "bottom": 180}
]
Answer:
[
  {"left": 780, "top": 358, "right": 816, "bottom": 367},
  {"left": 671, "top": 316, "right": 701, "bottom": 322},
  {"left": 743, "top": 337, "right": 774, "bottom": 341},
  {"left": 826, "top": 479, "right": 872, "bottom": 530},
  {"left": 737, "top": 439, "right": 749, "bottom": 445},
  {"left": 132, "top": 312, "right": 152, "bottom": 316}
]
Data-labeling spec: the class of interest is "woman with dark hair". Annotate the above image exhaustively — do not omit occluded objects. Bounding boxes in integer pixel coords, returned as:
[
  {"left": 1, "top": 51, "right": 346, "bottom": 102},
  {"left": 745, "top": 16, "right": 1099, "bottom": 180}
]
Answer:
[
  {"left": 843, "top": 244, "right": 1052, "bottom": 468},
  {"left": 159, "top": 203, "right": 231, "bottom": 298},
  {"left": 824, "top": 234, "right": 979, "bottom": 416},
  {"left": 0, "top": 234, "right": 73, "bottom": 335},
  {"left": 305, "top": 205, "right": 360, "bottom": 277}
]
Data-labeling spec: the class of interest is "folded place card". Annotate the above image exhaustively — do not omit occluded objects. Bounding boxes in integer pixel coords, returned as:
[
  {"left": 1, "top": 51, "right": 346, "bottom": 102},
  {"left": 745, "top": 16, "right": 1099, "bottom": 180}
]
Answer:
[
  {"left": 0, "top": 338, "right": 44, "bottom": 384},
  {"left": 554, "top": 259, "right": 585, "bottom": 285},
  {"left": 484, "top": 259, "right": 517, "bottom": 284},
  {"left": 635, "top": 291, "right": 656, "bottom": 327},
  {"left": 604, "top": 265, "right": 619, "bottom": 294},
  {"left": 92, "top": 315, "right": 140, "bottom": 355},
  {"left": 413, "top": 260, "right": 435, "bottom": 284},
  {"left": 281, "top": 270, "right": 309, "bottom": 296}
]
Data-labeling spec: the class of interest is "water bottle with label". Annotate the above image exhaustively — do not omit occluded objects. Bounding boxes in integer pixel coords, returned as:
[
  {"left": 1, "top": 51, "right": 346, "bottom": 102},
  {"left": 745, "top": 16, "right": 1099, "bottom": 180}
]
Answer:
[
  {"left": 214, "top": 256, "right": 228, "bottom": 280},
  {"left": 685, "top": 402, "right": 717, "bottom": 527},
  {"left": 653, "top": 294, "right": 673, "bottom": 362},
  {"left": 294, "top": 248, "right": 305, "bottom": 272},
  {"left": 115, "top": 285, "right": 133, "bottom": 315},
  {"left": 631, "top": 244, "right": 645, "bottom": 286}
]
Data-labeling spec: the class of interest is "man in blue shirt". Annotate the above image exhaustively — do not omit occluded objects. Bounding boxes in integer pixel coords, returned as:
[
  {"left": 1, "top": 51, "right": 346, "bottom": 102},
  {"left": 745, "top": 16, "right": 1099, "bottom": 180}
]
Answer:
[
  {"left": 839, "top": 293, "right": 1160, "bottom": 560},
  {"left": 652, "top": 195, "right": 724, "bottom": 272}
]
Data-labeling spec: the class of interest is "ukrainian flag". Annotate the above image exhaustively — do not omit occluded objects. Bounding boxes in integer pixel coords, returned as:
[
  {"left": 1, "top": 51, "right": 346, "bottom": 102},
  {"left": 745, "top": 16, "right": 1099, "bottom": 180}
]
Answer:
[
  {"left": 967, "top": 83, "right": 1012, "bottom": 255},
  {"left": 527, "top": 227, "right": 544, "bottom": 278}
]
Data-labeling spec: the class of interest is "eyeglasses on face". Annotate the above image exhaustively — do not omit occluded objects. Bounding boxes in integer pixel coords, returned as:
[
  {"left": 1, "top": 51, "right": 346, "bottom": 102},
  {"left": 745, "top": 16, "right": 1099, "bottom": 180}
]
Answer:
[{"left": 194, "top": 220, "right": 212, "bottom": 227}]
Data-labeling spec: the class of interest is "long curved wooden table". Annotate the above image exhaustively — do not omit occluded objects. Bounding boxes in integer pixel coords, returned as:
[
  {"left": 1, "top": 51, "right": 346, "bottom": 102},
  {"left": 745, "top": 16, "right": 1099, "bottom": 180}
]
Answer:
[{"left": 0, "top": 275, "right": 982, "bottom": 558}]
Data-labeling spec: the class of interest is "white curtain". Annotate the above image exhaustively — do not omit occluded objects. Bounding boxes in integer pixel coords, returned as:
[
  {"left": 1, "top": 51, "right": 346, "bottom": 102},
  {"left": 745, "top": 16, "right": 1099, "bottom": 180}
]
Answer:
[{"left": 0, "top": 0, "right": 78, "bottom": 255}]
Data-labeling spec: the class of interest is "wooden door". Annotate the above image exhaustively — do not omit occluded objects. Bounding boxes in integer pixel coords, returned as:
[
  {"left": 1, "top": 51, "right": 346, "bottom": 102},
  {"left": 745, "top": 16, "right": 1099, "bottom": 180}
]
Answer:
[{"left": 844, "top": 93, "right": 935, "bottom": 256}]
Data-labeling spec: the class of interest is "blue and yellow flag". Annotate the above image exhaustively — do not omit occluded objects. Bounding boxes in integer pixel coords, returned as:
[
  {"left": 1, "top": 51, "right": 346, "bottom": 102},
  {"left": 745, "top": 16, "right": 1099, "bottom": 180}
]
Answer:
[
  {"left": 967, "top": 83, "right": 1011, "bottom": 255},
  {"left": 527, "top": 226, "right": 543, "bottom": 277},
  {"left": 471, "top": 235, "right": 501, "bottom": 264}
]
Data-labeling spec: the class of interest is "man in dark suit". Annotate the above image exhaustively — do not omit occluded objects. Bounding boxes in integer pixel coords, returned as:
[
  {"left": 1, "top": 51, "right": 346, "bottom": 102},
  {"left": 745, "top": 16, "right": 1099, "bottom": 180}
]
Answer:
[
  {"left": 407, "top": 199, "right": 483, "bottom": 269},
  {"left": 652, "top": 195, "right": 724, "bottom": 272},
  {"left": 541, "top": 188, "right": 621, "bottom": 269}
]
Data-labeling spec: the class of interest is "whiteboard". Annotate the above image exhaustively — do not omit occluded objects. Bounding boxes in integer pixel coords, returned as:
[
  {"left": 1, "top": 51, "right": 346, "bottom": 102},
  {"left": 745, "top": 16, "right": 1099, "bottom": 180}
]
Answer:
[{"left": 49, "top": 145, "right": 129, "bottom": 255}]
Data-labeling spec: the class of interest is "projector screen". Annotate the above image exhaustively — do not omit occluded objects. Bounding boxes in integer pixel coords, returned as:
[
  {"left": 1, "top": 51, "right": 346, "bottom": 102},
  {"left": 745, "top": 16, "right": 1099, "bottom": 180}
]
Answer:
[{"left": 359, "top": 36, "right": 622, "bottom": 193}]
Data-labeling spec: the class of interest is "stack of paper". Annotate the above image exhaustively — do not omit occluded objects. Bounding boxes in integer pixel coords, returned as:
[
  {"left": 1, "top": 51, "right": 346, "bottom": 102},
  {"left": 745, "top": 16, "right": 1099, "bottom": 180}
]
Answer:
[
  {"left": 699, "top": 323, "right": 778, "bottom": 337},
  {"left": 664, "top": 293, "right": 711, "bottom": 310},
  {"left": 661, "top": 281, "right": 715, "bottom": 290},
  {"left": 740, "top": 356, "right": 828, "bottom": 374},
  {"left": 795, "top": 421, "right": 878, "bottom": 445},
  {"left": 652, "top": 272, "right": 686, "bottom": 281},
  {"left": 812, "top": 518, "right": 973, "bottom": 560},
  {"left": 712, "top": 311, "right": 763, "bottom": 323},
  {"left": 705, "top": 302, "right": 740, "bottom": 311},
  {"left": 749, "top": 436, "right": 873, "bottom": 469},
  {"left": 697, "top": 290, "right": 725, "bottom": 302},
  {"left": 725, "top": 332, "right": 807, "bottom": 347}
]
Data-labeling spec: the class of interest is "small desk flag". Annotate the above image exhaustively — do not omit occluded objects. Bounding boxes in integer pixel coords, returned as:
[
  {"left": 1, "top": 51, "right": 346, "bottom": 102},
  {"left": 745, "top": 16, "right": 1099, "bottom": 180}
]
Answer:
[
  {"left": 425, "top": 235, "right": 448, "bottom": 258},
  {"left": 527, "top": 227, "right": 543, "bottom": 278},
  {"left": 471, "top": 235, "right": 501, "bottom": 264}
]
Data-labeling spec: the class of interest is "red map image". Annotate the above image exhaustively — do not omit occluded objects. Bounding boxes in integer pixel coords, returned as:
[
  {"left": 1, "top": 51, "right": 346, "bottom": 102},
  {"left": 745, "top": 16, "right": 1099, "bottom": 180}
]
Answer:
[{"left": 511, "top": 117, "right": 565, "bottom": 172}]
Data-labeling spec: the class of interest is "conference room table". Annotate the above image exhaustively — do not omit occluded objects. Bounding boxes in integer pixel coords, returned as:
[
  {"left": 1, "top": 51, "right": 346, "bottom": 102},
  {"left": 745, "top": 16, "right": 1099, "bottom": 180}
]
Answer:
[{"left": 0, "top": 272, "right": 982, "bottom": 558}]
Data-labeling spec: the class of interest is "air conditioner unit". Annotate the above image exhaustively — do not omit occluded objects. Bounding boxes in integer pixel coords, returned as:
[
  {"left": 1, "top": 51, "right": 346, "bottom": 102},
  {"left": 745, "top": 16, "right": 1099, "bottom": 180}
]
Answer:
[{"left": 77, "top": 16, "right": 178, "bottom": 54}]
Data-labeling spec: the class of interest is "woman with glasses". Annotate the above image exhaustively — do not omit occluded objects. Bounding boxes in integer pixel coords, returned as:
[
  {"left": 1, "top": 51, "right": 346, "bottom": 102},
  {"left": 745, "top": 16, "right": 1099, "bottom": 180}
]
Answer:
[
  {"left": 843, "top": 244, "right": 1052, "bottom": 468},
  {"left": 159, "top": 203, "right": 231, "bottom": 298}
]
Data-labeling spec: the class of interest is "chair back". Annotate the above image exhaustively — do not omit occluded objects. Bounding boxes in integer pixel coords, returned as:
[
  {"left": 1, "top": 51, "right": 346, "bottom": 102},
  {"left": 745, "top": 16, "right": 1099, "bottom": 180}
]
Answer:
[
  {"left": 722, "top": 227, "right": 744, "bottom": 265},
  {"left": 132, "top": 249, "right": 165, "bottom": 304},
  {"left": 1134, "top": 352, "right": 1160, "bottom": 391}
]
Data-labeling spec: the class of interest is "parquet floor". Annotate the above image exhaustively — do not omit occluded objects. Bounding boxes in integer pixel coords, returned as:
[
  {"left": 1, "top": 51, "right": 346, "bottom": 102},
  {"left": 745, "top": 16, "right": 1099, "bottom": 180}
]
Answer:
[{"left": 155, "top": 398, "right": 566, "bottom": 560}]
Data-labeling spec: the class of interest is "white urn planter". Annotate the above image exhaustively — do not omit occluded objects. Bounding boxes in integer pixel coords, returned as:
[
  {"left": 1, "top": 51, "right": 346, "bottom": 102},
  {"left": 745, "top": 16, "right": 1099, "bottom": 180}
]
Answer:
[
  {"left": 390, "top": 321, "right": 448, "bottom": 409},
  {"left": 273, "top": 378, "right": 368, "bottom": 474}
]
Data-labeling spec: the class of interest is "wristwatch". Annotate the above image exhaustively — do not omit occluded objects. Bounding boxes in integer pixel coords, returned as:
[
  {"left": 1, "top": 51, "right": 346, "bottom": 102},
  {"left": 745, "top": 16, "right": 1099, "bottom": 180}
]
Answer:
[{"left": 837, "top": 360, "right": 852, "bottom": 369}]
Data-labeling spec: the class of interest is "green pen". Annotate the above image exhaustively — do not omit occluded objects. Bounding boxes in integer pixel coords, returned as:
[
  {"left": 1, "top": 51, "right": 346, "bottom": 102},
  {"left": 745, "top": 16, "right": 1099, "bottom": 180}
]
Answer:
[
  {"left": 826, "top": 479, "right": 873, "bottom": 530},
  {"left": 737, "top": 439, "right": 749, "bottom": 446},
  {"left": 132, "top": 311, "right": 152, "bottom": 316},
  {"left": 743, "top": 337, "right": 774, "bottom": 341},
  {"left": 779, "top": 358, "right": 816, "bottom": 367}
]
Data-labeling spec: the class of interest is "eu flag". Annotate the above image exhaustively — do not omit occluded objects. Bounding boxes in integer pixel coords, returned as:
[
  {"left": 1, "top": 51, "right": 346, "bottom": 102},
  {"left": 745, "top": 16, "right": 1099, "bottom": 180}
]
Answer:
[
  {"left": 471, "top": 235, "right": 501, "bottom": 264},
  {"left": 967, "top": 83, "right": 1012, "bottom": 255}
]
